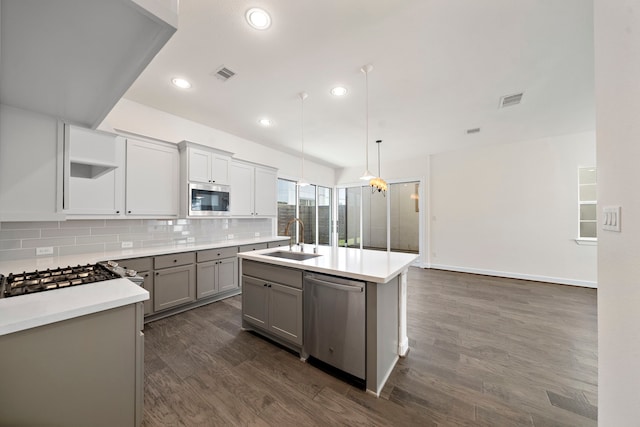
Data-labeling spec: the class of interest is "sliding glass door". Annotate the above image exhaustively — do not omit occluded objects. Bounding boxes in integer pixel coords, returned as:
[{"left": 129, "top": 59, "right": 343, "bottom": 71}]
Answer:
[{"left": 338, "top": 181, "right": 420, "bottom": 254}]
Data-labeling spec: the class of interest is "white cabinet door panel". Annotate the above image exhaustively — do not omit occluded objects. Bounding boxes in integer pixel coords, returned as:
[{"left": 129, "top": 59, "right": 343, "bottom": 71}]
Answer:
[
  {"left": 229, "top": 161, "right": 254, "bottom": 216},
  {"left": 254, "top": 167, "right": 277, "bottom": 216},
  {"left": 126, "top": 139, "right": 178, "bottom": 216}
]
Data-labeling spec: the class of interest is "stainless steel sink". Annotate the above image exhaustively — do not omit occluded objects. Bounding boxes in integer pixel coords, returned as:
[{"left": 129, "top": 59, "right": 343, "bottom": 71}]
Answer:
[{"left": 263, "top": 251, "right": 322, "bottom": 261}]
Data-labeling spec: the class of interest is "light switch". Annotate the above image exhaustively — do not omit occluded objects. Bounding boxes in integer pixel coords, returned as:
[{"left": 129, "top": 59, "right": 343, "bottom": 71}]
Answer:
[{"left": 602, "top": 206, "right": 621, "bottom": 232}]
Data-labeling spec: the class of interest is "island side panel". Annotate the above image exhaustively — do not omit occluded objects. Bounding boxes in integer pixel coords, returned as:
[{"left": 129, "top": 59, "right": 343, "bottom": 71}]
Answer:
[
  {"left": 0, "top": 304, "right": 139, "bottom": 427},
  {"left": 366, "top": 275, "right": 400, "bottom": 395},
  {"left": 398, "top": 268, "right": 410, "bottom": 356}
]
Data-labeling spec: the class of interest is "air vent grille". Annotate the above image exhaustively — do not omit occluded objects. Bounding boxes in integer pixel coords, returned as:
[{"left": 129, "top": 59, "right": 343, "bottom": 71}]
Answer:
[
  {"left": 466, "top": 127, "right": 481, "bottom": 134},
  {"left": 212, "top": 66, "right": 236, "bottom": 82},
  {"left": 499, "top": 92, "right": 524, "bottom": 108}
]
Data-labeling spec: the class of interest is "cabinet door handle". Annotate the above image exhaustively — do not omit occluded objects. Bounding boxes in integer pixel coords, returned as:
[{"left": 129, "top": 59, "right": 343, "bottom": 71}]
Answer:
[
  {"left": 263, "top": 283, "right": 268, "bottom": 287},
  {"left": 173, "top": 259, "right": 177, "bottom": 263},
  {"left": 128, "top": 210, "right": 132, "bottom": 214},
  {"left": 116, "top": 210, "right": 120, "bottom": 214},
  {"left": 155, "top": 272, "right": 159, "bottom": 276},
  {"left": 267, "top": 284, "right": 271, "bottom": 288}
]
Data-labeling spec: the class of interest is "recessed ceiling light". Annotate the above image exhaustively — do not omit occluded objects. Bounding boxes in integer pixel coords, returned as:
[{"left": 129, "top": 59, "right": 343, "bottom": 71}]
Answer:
[
  {"left": 331, "top": 86, "right": 348, "bottom": 96},
  {"left": 259, "top": 118, "right": 272, "bottom": 126},
  {"left": 171, "top": 78, "right": 191, "bottom": 89},
  {"left": 246, "top": 8, "right": 271, "bottom": 30}
]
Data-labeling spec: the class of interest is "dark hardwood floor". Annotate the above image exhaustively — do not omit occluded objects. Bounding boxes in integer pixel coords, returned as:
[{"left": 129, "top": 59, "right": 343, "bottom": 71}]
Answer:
[{"left": 142, "top": 268, "right": 597, "bottom": 426}]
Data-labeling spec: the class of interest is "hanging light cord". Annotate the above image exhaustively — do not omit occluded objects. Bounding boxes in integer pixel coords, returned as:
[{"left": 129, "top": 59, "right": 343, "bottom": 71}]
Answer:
[
  {"left": 301, "top": 94, "right": 305, "bottom": 180},
  {"left": 377, "top": 140, "right": 381, "bottom": 177},
  {"left": 365, "top": 69, "right": 370, "bottom": 171}
]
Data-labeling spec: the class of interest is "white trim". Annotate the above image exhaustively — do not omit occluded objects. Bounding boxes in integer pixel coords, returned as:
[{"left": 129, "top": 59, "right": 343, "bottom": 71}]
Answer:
[
  {"left": 575, "top": 238, "right": 598, "bottom": 246},
  {"left": 429, "top": 264, "right": 597, "bottom": 288}
]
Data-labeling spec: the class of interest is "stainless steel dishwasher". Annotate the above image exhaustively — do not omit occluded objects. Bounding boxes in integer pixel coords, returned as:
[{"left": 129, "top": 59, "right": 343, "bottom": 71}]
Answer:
[{"left": 303, "top": 272, "right": 366, "bottom": 380}]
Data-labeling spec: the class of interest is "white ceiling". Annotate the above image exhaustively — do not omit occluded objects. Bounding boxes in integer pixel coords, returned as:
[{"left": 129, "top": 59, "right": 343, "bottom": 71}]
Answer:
[{"left": 124, "top": 0, "right": 595, "bottom": 169}]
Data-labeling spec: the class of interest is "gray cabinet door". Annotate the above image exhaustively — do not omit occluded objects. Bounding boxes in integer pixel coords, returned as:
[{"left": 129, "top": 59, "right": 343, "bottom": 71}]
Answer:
[
  {"left": 217, "top": 257, "right": 238, "bottom": 293},
  {"left": 140, "top": 271, "right": 154, "bottom": 316},
  {"left": 268, "top": 283, "right": 303, "bottom": 346},
  {"left": 196, "top": 261, "right": 217, "bottom": 299},
  {"left": 154, "top": 265, "right": 196, "bottom": 312},
  {"left": 242, "top": 276, "right": 268, "bottom": 328}
]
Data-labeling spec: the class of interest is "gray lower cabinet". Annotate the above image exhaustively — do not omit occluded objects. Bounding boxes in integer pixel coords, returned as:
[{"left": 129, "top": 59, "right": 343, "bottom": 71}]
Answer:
[
  {"left": 197, "top": 257, "right": 238, "bottom": 298},
  {"left": 268, "top": 282, "right": 303, "bottom": 345},
  {"left": 154, "top": 264, "right": 196, "bottom": 311},
  {"left": 196, "top": 247, "right": 239, "bottom": 298},
  {"left": 116, "top": 257, "right": 154, "bottom": 316},
  {"left": 154, "top": 252, "right": 196, "bottom": 312},
  {"left": 0, "top": 302, "right": 144, "bottom": 427},
  {"left": 242, "top": 260, "right": 303, "bottom": 347}
]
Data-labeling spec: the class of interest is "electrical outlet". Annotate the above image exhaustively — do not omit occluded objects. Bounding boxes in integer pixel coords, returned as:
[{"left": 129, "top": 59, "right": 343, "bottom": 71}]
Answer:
[
  {"left": 187, "top": 237, "right": 195, "bottom": 243},
  {"left": 254, "top": 232, "right": 260, "bottom": 237},
  {"left": 227, "top": 234, "right": 234, "bottom": 239},
  {"left": 121, "top": 241, "right": 133, "bottom": 249},
  {"left": 36, "top": 247, "right": 54, "bottom": 256}
]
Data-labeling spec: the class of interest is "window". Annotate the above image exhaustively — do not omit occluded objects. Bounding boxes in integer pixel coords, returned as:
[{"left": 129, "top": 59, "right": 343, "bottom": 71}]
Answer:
[
  {"left": 277, "top": 179, "right": 297, "bottom": 237},
  {"left": 277, "top": 179, "right": 332, "bottom": 245},
  {"left": 339, "top": 181, "right": 420, "bottom": 254},
  {"left": 578, "top": 167, "right": 597, "bottom": 239}
]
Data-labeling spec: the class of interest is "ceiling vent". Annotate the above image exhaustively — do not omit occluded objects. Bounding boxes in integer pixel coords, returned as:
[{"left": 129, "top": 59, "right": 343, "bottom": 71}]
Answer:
[
  {"left": 212, "top": 66, "right": 236, "bottom": 82},
  {"left": 466, "top": 127, "right": 481, "bottom": 134},
  {"left": 499, "top": 92, "right": 524, "bottom": 108}
]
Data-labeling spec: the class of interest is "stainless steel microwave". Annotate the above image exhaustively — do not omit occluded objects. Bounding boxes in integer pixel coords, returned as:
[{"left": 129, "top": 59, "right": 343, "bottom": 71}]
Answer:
[{"left": 188, "top": 183, "right": 230, "bottom": 216}]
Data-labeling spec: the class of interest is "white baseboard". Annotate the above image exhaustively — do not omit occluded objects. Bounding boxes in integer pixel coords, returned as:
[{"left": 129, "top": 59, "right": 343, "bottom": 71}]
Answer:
[{"left": 428, "top": 264, "right": 597, "bottom": 288}]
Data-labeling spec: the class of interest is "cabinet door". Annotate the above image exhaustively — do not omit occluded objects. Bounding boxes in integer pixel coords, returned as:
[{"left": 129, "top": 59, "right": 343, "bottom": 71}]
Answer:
[
  {"left": 196, "top": 261, "right": 217, "bottom": 299},
  {"left": 229, "top": 161, "right": 254, "bottom": 215},
  {"left": 154, "top": 265, "right": 196, "bottom": 312},
  {"left": 140, "top": 271, "right": 154, "bottom": 315},
  {"left": 211, "top": 154, "right": 229, "bottom": 185},
  {"left": 126, "top": 139, "right": 179, "bottom": 216},
  {"left": 65, "top": 126, "right": 125, "bottom": 215},
  {"left": 188, "top": 148, "right": 211, "bottom": 183},
  {"left": 268, "top": 283, "right": 303, "bottom": 345},
  {"left": 217, "top": 257, "right": 238, "bottom": 293},
  {"left": 254, "top": 167, "right": 277, "bottom": 216},
  {"left": 242, "top": 276, "right": 268, "bottom": 328}
]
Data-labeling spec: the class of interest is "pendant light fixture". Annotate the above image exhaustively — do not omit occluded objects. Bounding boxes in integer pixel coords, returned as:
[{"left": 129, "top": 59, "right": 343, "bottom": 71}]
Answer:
[
  {"left": 370, "top": 139, "right": 388, "bottom": 195},
  {"left": 297, "top": 92, "right": 309, "bottom": 187},
  {"left": 359, "top": 64, "right": 375, "bottom": 181}
]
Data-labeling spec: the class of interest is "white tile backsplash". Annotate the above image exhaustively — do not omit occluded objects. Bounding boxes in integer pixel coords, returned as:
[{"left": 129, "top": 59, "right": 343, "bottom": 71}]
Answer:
[{"left": 0, "top": 218, "right": 274, "bottom": 261}]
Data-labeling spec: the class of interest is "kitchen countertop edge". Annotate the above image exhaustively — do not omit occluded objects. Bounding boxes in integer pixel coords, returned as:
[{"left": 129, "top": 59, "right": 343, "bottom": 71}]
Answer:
[
  {"left": 0, "top": 278, "right": 148, "bottom": 336},
  {"left": 238, "top": 246, "right": 418, "bottom": 283}
]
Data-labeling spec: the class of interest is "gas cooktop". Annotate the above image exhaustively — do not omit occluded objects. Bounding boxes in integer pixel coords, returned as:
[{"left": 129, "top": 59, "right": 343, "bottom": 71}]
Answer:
[{"left": 0, "top": 263, "right": 122, "bottom": 298}]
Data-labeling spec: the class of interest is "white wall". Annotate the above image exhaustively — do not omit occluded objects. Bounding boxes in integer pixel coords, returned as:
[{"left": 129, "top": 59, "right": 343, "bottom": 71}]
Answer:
[
  {"left": 99, "top": 98, "right": 336, "bottom": 187},
  {"left": 429, "top": 131, "right": 596, "bottom": 286},
  {"left": 594, "top": 0, "right": 640, "bottom": 423}
]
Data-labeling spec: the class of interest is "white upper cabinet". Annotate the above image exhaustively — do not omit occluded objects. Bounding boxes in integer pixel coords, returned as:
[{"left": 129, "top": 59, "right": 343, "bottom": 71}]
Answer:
[
  {"left": 63, "top": 125, "right": 125, "bottom": 216},
  {"left": 254, "top": 167, "right": 277, "bottom": 216},
  {"left": 180, "top": 142, "right": 231, "bottom": 185},
  {"left": 229, "top": 160, "right": 277, "bottom": 217},
  {"left": 126, "top": 139, "right": 179, "bottom": 217},
  {"left": 229, "top": 162, "right": 254, "bottom": 216},
  {"left": 0, "top": 0, "right": 177, "bottom": 129}
]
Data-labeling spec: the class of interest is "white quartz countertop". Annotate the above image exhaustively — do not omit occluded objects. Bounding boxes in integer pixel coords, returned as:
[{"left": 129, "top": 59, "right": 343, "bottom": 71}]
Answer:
[
  {"left": 0, "top": 278, "right": 148, "bottom": 336},
  {"left": 238, "top": 246, "right": 418, "bottom": 283},
  {"left": 0, "top": 236, "right": 287, "bottom": 336},
  {"left": 0, "top": 236, "right": 288, "bottom": 275}
]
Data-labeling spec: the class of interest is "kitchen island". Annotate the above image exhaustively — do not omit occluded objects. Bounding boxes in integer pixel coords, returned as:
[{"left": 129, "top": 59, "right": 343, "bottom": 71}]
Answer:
[{"left": 238, "top": 245, "right": 418, "bottom": 396}]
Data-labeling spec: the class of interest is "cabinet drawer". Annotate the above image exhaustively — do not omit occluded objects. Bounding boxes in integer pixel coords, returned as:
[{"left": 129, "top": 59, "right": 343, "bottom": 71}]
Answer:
[
  {"left": 242, "top": 260, "right": 303, "bottom": 289},
  {"left": 267, "top": 240, "right": 288, "bottom": 248},
  {"left": 238, "top": 243, "right": 268, "bottom": 253},
  {"left": 115, "top": 257, "right": 153, "bottom": 273},
  {"left": 154, "top": 252, "right": 195, "bottom": 269},
  {"left": 197, "top": 246, "right": 238, "bottom": 263}
]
